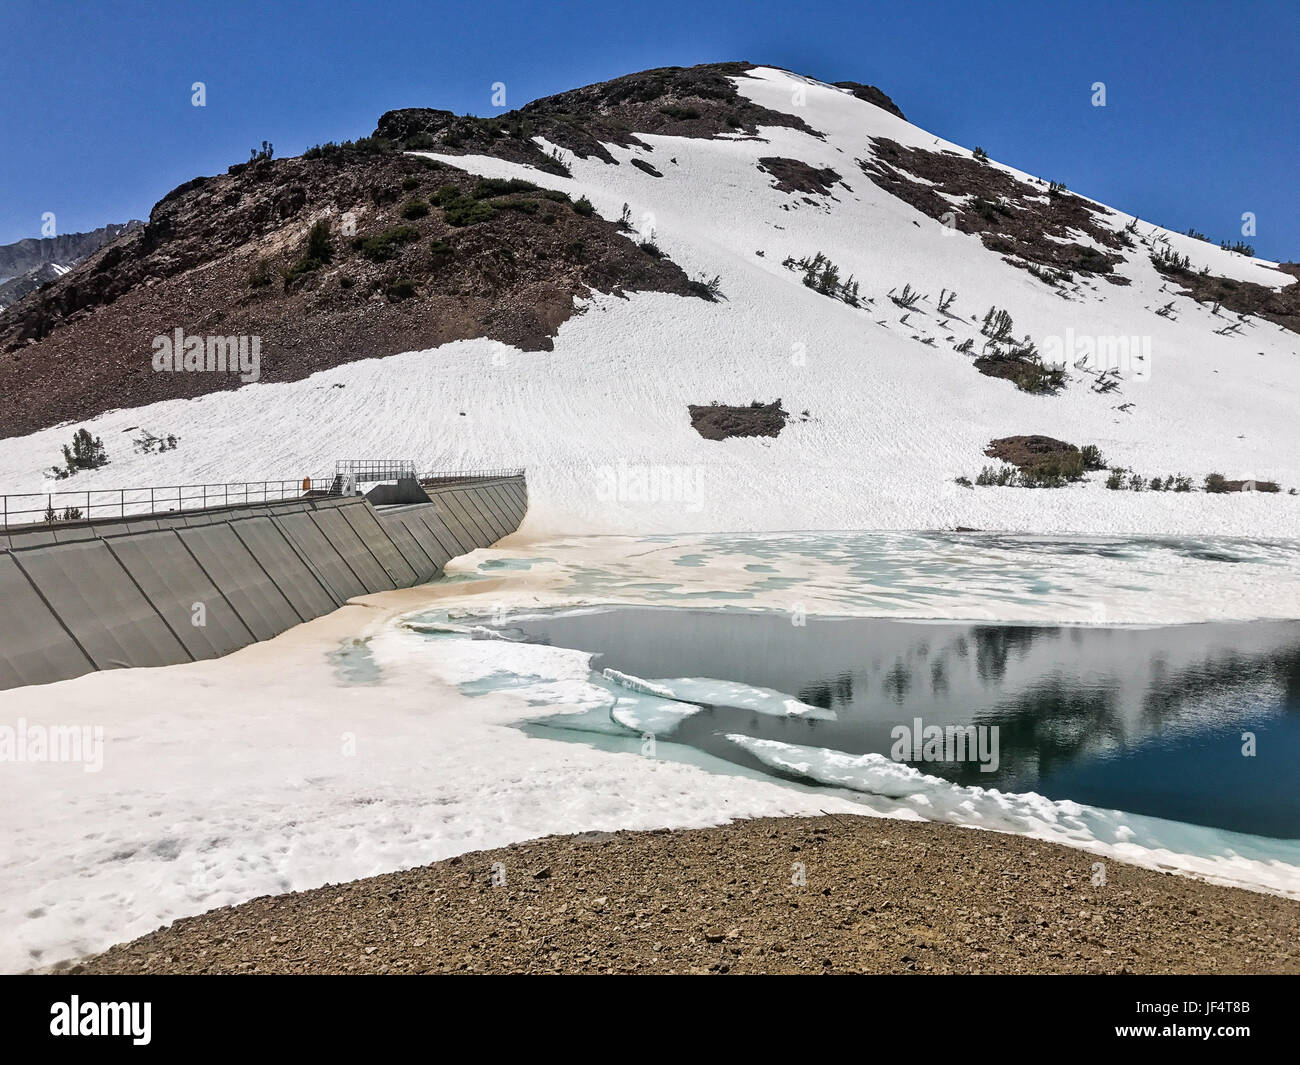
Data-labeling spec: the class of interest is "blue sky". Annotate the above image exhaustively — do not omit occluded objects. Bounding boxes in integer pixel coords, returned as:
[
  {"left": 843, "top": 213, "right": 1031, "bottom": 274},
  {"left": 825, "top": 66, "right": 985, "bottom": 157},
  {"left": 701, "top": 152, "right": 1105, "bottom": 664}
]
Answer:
[{"left": 1, "top": 0, "right": 1295, "bottom": 258}]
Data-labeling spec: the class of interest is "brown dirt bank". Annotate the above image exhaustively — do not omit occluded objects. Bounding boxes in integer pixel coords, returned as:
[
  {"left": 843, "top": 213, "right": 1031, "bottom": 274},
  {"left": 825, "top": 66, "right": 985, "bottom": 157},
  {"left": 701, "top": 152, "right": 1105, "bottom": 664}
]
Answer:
[{"left": 66, "top": 816, "right": 1300, "bottom": 975}]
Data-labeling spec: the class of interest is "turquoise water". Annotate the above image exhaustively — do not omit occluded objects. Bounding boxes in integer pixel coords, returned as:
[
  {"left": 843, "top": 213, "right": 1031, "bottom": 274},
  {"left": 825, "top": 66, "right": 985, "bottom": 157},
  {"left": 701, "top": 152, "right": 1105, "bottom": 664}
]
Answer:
[{"left": 451, "top": 532, "right": 1300, "bottom": 622}]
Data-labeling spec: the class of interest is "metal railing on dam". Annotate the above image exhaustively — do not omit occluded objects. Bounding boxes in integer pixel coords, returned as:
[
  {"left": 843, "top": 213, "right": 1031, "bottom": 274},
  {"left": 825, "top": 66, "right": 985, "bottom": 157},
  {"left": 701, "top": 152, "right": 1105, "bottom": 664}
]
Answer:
[
  {"left": 0, "top": 469, "right": 528, "bottom": 690},
  {"left": 420, "top": 467, "right": 526, "bottom": 486},
  {"left": 0, "top": 478, "right": 341, "bottom": 529}
]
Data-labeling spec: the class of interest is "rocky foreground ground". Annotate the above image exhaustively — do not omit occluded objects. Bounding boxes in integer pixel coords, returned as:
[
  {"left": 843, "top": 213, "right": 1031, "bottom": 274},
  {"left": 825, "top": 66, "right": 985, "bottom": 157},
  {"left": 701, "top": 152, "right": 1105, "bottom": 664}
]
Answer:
[{"left": 69, "top": 816, "right": 1300, "bottom": 975}]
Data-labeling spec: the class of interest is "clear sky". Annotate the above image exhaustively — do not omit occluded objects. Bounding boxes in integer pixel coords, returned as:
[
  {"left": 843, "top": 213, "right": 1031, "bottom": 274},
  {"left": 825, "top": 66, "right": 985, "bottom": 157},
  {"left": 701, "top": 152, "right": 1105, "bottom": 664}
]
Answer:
[{"left": 1, "top": 0, "right": 1295, "bottom": 258}]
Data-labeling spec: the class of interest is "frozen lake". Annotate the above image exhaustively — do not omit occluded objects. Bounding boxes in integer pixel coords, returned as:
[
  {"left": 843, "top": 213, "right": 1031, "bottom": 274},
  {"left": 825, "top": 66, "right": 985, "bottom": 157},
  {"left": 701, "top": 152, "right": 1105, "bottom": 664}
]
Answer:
[{"left": 472, "top": 606, "right": 1300, "bottom": 838}]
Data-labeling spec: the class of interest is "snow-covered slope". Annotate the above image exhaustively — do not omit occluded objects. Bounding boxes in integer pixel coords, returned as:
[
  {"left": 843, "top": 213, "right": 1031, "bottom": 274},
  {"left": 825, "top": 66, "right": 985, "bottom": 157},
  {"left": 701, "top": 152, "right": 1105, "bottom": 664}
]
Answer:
[{"left": 1, "top": 67, "right": 1295, "bottom": 536}]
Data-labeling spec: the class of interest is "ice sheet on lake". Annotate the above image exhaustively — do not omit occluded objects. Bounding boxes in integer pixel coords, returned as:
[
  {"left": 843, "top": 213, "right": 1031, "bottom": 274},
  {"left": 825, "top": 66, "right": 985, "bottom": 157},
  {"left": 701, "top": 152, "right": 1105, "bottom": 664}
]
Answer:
[{"left": 603, "top": 668, "right": 835, "bottom": 720}]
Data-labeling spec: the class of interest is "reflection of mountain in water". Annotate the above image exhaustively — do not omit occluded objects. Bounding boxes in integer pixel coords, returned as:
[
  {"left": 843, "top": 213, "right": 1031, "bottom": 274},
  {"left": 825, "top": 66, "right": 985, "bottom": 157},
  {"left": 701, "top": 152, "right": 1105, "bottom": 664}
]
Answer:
[{"left": 487, "top": 607, "right": 1300, "bottom": 835}]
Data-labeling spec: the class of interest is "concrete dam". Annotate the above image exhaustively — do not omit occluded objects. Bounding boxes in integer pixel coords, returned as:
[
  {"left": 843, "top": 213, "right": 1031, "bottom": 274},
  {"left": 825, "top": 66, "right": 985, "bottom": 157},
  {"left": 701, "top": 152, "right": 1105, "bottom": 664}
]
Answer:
[{"left": 0, "top": 467, "right": 527, "bottom": 690}]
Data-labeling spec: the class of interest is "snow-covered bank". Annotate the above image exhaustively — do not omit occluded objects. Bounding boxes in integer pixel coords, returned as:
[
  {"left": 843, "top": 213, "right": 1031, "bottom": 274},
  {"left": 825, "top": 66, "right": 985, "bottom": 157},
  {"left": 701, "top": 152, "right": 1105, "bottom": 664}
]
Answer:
[{"left": 0, "top": 581, "right": 868, "bottom": 973}]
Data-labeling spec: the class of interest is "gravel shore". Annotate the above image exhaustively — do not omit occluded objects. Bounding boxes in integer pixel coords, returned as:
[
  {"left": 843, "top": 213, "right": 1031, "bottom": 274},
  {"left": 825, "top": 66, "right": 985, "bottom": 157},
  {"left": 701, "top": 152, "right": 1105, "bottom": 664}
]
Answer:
[{"left": 69, "top": 816, "right": 1300, "bottom": 975}]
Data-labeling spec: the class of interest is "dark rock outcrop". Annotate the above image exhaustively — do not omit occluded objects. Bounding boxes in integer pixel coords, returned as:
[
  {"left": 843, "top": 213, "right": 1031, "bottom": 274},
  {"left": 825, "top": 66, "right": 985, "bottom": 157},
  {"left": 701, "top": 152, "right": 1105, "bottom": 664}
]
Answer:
[
  {"left": 833, "top": 81, "right": 906, "bottom": 120},
  {"left": 0, "top": 153, "right": 698, "bottom": 439},
  {"left": 757, "top": 157, "right": 842, "bottom": 196},
  {"left": 689, "top": 400, "right": 788, "bottom": 440},
  {"left": 375, "top": 63, "right": 827, "bottom": 169},
  {"left": 0, "top": 63, "right": 908, "bottom": 439},
  {"left": 860, "top": 138, "right": 1128, "bottom": 279}
]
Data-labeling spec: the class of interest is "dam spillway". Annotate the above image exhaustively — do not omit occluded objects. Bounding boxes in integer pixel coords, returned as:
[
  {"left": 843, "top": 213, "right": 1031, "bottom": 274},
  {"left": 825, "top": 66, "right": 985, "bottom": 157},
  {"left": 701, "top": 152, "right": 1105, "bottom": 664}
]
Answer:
[{"left": 0, "top": 471, "right": 527, "bottom": 690}]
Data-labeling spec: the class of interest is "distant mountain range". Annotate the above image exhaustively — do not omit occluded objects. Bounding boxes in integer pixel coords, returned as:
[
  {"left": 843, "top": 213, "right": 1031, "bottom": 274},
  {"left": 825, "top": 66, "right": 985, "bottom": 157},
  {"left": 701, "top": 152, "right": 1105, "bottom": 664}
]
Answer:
[{"left": 0, "top": 222, "right": 142, "bottom": 309}]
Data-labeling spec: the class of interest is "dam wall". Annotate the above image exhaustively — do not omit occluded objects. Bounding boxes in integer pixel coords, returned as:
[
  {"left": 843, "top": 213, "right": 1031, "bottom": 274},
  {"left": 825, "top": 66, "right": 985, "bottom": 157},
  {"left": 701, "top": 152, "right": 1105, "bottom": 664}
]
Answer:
[{"left": 0, "top": 475, "right": 526, "bottom": 690}]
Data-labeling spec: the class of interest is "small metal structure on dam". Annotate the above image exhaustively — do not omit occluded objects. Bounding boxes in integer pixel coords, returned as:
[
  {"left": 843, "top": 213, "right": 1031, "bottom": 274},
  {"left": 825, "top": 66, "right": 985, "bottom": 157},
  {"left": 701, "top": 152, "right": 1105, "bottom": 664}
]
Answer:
[{"left": 0, "top": 461, "right": 527, "bottom": 690}]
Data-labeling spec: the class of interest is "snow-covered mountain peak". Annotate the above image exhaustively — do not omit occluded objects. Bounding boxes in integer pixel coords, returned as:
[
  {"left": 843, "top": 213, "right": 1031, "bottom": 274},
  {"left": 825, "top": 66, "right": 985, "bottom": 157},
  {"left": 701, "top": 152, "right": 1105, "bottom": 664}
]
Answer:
[{"left": 0, "top": 62, "right": 1295, "bottom": 537}]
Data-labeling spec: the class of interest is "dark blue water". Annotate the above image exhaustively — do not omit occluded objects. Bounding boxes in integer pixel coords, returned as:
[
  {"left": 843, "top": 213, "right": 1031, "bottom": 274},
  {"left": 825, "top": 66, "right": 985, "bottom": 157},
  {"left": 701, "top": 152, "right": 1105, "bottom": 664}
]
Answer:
[{"left": 479, "top": 607, "right": 1300, "bottom": 838}]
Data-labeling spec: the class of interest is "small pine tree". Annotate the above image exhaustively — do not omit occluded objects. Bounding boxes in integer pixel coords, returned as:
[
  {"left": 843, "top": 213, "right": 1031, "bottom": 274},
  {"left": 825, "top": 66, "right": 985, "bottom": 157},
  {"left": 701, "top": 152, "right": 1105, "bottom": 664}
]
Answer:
[
  {"left": 307, "top": 219, "right": 333, "bottom": 263},
  {"left": 817, "top": 261, "right": 840, "bottom": 295},
  {"left": 981, "top": 306, "right": 1014, "bottom": 343},
  {"left": 890, "top": 283, "right": 922, "bottom": 310},
  {"left": 53, "top": 428, "right": 109, "bottom": 478},
  {"left": 1080, "top": 444, "right": 1106, "bottom": 470}
]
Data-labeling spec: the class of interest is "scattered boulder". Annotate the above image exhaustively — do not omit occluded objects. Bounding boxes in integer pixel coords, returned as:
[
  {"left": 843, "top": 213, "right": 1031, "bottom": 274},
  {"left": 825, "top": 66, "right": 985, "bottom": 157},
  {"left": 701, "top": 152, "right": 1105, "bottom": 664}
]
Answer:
[{"left": 629, "top": 158, "right": 663, "bottom": 178}]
